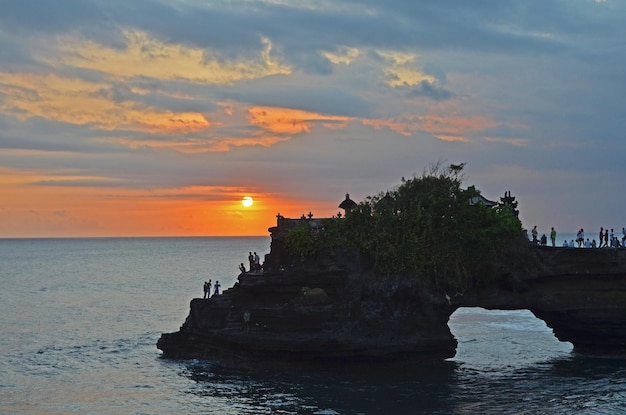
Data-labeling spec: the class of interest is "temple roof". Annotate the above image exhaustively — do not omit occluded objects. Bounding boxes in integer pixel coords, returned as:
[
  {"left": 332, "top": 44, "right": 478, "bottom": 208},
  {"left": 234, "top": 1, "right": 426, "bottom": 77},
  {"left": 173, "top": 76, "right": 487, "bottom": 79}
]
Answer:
[
  {"left": 339, "top": 193, "right": 357, "bottom": 210},
  {"left": 469, "top": 194, "right": 497, "bottom": 207}
]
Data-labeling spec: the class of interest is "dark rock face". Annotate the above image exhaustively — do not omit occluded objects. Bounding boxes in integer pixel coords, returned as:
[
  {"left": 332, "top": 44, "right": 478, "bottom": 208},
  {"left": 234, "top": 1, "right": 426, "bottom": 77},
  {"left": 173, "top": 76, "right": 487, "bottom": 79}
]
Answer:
[
  {"left": 158, "top": 257, "right": 456, "bottom": 368},
  {"left": 459, "top": 247, "right": 626, "bottom": 355},
  {"left": 157, "top": 222, "right": 626, "bottom": 368}
]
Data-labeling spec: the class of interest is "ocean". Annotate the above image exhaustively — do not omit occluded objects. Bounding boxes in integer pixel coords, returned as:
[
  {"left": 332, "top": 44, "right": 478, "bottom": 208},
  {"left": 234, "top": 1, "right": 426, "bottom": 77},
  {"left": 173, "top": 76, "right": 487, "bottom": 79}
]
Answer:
[{"left": 1, "top": 236, "right": 625, "bottom": 414}]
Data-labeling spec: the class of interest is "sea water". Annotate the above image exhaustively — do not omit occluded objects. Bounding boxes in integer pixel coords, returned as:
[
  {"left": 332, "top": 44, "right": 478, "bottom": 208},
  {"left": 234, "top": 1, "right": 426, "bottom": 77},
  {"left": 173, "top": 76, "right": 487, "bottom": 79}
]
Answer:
[{"left": 1, "top": 237, "right": 626, "bottom": 414}]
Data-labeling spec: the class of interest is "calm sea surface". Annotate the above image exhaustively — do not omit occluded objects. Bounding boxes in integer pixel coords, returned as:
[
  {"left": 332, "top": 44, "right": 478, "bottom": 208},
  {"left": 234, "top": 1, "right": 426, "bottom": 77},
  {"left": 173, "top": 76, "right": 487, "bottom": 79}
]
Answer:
[{"left": 1, "top": 236, "right": 626, "bottom": 414}]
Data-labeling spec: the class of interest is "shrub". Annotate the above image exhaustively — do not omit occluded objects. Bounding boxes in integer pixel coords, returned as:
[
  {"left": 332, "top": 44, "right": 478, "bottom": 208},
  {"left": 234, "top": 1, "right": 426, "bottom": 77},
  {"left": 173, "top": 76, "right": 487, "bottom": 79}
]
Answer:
[{"left": 285, "top": 163, "right": 524, "bottom": 291}]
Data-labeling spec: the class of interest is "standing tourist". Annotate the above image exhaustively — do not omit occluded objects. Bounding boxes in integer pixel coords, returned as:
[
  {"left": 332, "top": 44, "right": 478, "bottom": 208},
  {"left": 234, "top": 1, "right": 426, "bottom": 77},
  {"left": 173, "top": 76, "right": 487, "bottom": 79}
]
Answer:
[
  {"left": 599, "top": 228, "right": 604, "bottom": 248},
  {"left": 204, "top": 280, "right": 212, "bottom": 299},
  {"left": 531, "top": 226, "right": 538, "bottom": 243},
  {"left": 254, "top": 252, "right": 260, "bottom": 270},
  {"left": 550, "top": 227, "right": 557, "bottom": 247}
]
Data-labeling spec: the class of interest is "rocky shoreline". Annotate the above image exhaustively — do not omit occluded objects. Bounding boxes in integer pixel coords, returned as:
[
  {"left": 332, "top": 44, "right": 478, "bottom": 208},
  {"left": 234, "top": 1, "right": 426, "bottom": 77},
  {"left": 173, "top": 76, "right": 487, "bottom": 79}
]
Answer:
[{"left": 158, "top": 219, "right": 626, "bottom": 368}]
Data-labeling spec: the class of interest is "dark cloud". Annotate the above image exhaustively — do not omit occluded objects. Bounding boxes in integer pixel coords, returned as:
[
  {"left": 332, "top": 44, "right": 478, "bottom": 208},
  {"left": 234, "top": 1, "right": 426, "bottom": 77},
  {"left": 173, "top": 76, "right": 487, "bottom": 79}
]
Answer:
[
  {"left": 2, "top": 1, "right": 621, "bottom": 69},
  {"left": 292, "top": 53, "right": 334, "bottom": 76},
  {"left": 0, "top": 0, "right": 105, "bottom": 35},
  {"left": 93, "top": 82, "right": 216, "bottom": 113},
  {"left": 95, "top": 84, "right": 134, "bottom": 103},
  {"left": 407, "top": 81, "right": 453, "bottom": 100}
]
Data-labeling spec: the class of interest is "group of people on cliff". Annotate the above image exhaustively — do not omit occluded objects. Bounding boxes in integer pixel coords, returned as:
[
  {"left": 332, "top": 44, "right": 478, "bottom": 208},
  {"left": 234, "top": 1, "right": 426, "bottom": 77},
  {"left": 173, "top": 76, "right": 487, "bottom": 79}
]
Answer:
[
  {"left": 592, "top": 227, "right": 626, "bottom": 248},
  {"left": 530, "top": 225, "right": 626, "bottom": 248},
  {"left": 240, "top": 251, "right": 262, "bottom": 273},
  {"left": 202, "top": 250, "right": 264, "bottom": 300},
  {"left": 203, "top": 279, "right": 221, "bottom": 298},
  {"left": 530, "top": 225, "right": 556, "bottom": 246}
]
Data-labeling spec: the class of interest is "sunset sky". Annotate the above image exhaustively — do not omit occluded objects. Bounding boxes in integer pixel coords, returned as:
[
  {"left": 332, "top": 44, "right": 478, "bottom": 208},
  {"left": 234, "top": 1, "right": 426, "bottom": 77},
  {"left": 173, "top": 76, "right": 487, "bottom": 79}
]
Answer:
[{"left": 1, "top": 0, "right": 624, "bottom": 237}]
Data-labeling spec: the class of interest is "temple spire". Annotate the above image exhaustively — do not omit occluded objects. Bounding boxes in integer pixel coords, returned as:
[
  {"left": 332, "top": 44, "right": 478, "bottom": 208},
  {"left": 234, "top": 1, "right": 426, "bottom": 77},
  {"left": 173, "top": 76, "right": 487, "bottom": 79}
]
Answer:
[{"left": 338, "top": 193, "right": 357, "bottom": 215}]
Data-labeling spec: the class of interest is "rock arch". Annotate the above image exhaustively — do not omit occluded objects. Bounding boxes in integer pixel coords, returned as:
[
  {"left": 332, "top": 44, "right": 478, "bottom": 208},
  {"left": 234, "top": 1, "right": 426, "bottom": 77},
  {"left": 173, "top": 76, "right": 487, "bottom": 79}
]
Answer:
[{"left": 158, "top": 243, "right": 626, "bottom": 367}]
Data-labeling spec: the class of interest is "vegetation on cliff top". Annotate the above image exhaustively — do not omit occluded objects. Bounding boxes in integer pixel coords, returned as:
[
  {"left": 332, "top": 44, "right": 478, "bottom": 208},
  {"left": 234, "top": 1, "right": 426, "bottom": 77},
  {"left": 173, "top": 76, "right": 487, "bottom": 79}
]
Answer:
[{"left": 285, "top": 163, "right": 525, "bottom": 290}]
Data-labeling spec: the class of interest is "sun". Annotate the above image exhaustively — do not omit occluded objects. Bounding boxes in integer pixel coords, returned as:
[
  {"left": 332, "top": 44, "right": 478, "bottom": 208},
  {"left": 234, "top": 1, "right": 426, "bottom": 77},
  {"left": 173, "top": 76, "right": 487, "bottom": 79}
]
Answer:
[{"left": 241, "top": 196, "right": 254, "bottom": 207}]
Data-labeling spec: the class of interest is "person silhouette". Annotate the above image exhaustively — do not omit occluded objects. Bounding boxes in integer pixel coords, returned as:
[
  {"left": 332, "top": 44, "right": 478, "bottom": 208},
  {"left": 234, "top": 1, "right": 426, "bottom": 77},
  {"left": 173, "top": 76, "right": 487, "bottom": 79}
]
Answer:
[{"left": 243, "top": 310, "right": 251, "bottom": 333}]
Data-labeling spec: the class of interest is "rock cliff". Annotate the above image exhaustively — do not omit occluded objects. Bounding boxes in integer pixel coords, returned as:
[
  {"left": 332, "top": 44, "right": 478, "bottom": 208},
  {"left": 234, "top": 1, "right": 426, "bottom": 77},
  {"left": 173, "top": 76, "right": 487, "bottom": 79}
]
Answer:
[
  {"left": 157, "top": 221, "right": 626, "bottom": 368},
  {"left": 459, "top": 246, "right": 626, "bottom": 355}
]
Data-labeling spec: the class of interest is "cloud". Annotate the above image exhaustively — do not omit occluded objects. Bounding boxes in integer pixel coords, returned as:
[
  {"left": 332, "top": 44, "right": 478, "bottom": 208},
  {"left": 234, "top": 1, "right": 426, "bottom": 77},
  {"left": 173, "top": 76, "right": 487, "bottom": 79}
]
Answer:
[
  {"left": 1, "top": 0, "right": 626, "bottom": 237},
  {"left": 483, "top": 137, "right": 529, "bottom": 147},
  {"left": 379, "top": 51, "right": 436, "bottom": 87},
  {"left": 361, "top": 113, "right": 500, "bottom": 141},
  {"left": 34, "top": 177, "right": 128, "bottom": 188},
  {"left": 407, "top": 81, "right": 453, "bottom": 100},
  {"left": 98, "top": 133, "right": 291, "bottom": 154},
  {"left": 247, "top": 106, "right": 352, "bottom": 135},
  {"left": 57, "top": 31, "right": 291, "bottom": 84},
  {"left": 0, "top": 72, "right": 210, "bottom": 133},
  {"left": 225, "top": 82, "right": 373, "bottom": 118}
]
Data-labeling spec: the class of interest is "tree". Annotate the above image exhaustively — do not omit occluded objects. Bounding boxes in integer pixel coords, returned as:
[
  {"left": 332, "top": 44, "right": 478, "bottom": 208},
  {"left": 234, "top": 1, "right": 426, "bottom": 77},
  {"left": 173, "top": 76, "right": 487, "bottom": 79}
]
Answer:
[{"left": 286, "top": 163, "right": 524, "bottom": 291}]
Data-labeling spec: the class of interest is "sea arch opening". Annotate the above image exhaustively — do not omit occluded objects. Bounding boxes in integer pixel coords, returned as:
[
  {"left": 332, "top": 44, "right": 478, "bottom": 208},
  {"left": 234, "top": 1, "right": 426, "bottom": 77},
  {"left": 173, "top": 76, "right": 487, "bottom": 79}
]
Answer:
[{"left": 447, "top": 307, "right": 573, "bottom": 368}]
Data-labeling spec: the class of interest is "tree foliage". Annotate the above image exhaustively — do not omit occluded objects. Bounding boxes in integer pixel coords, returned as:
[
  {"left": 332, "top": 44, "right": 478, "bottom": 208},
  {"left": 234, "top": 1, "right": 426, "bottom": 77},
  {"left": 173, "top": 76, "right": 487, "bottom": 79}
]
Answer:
[
  {"left": 284, "top": 223, "right": 316, "bottom": 259},
  {"left": 285, "top": 163, "right": 524, "bottom": 290}
]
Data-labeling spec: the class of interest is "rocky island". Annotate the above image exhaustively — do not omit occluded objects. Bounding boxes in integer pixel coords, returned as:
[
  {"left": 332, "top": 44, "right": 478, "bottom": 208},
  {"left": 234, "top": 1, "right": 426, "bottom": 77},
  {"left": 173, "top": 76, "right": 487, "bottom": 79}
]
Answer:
[{"left": 158, "top": 165, "right": 626, "bottom": 368}]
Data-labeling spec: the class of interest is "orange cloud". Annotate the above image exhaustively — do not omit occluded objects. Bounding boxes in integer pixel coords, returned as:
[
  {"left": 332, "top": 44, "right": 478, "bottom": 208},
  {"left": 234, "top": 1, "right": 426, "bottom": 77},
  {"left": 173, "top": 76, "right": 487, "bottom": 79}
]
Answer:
[
  {"left": 90, "top": 103, "right": 354, "bottom": 154},
  {"left": 419, "top": 114, "right": 498, "bottom": 135},
  {"left": 0, "top": 72, "right": 209, "bottom": 133},
  {"left": 436, "top": 135, "right": 468, "bottom": 142},
  {"left": 483, "top": 137, "right": 529, "bottom": 146},
  {"left": 99, "top": 134, "right": 291, "bottom": 154},
  {"left": 361, "top": 118, "right": 417, "bottom": 136},
  {"left": 203, "top": 135, "right": 292, "bottom": 152},
  {"left": 362, "top": 113, "right": 499, "bottom": 142},
  {"left": 248, "top": 106, "right": 351, "bottom": 135},
  {"left": 0, "top": 30, "right": 294, "bottom": 138}
]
